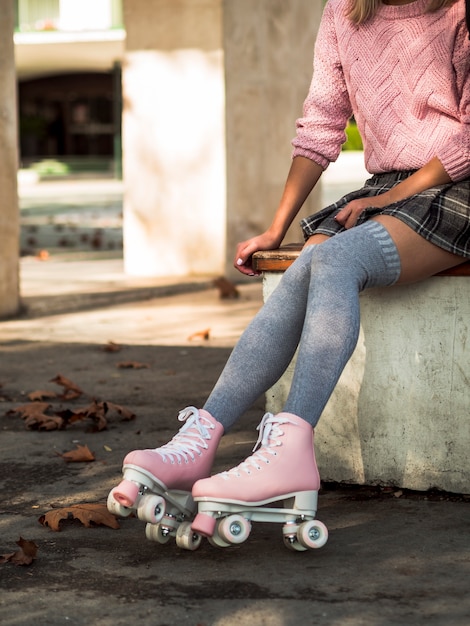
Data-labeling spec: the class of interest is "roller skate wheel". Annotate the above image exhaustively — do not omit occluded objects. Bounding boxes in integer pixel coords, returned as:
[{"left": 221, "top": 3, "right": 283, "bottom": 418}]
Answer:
[
  {"left": 192, "top": 512, "right": 217, "bottom": 537},
  {"left": 145, "top": 522, "right": 171, "bottom": 544},
  {"left": 282, "top": 523, "right": 307, "bottom": 552},
  {"left": 112, "top": 479, "right": 140, "bottom": 508},
  {"left": 217, "top": 514, "right": 251, "bottom": 545},
  {"left": 207, "top": 528, "right": 231, "bottom": 548},
  {"left": 137, "top": 494, "right": 166, "bottom": 524},
  {"left": 296, "top": 519, "right": 328, "bottom": 549},
  {"left": 107, "top": 488, "right": 133, "bottom": 518},
  {"left": 175, "top": 522, "right": 202, "bottom": 551}
]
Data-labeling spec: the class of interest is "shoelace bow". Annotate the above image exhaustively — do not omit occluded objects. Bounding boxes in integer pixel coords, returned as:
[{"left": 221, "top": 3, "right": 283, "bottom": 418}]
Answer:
[
  {"left": 155, "top": 406, "right": 214, "bottom": 464},
  {"left": 222, "top": 413, "right": 296, "bottom": 478}
]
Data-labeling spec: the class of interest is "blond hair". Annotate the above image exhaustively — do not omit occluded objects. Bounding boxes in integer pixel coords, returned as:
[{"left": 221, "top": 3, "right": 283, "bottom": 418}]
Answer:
[{"left": 347, "top": 0, "right": 458, "bottom": 24}]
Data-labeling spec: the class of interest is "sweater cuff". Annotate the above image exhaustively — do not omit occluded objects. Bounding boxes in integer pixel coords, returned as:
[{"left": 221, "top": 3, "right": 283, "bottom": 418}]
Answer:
[
  {"left": 437, "top": 139, "right": 470, "bottom": 182},
  {"left": 291, "top": 147, "right": 330, "bottom": 171}
]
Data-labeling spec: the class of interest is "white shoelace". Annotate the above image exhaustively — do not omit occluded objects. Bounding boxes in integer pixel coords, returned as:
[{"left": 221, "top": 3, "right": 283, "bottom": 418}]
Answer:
[
  {"left": 221, "top": 413, "right": 296, "bottom": 478},
  {"left": 154, "top": 406, "right": 214, "bottom": 464}
]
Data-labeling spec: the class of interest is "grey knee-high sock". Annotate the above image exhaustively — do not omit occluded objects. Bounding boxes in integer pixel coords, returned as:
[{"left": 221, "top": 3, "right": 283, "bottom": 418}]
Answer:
[
  {"left": 204, "top": 221, "right": 401, "bottom": 430},
  {"left": 283, "top": 221, "right": 401, "bottom": 425}
]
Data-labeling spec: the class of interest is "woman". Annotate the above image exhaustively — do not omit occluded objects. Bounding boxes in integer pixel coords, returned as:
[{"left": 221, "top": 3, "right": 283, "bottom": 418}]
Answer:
[{"left": 109, "top": 0, "right": 470, "bottom": 544}]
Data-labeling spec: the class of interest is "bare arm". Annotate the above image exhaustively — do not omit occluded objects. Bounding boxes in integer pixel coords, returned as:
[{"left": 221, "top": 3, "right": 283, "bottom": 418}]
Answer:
[
  {"left": 234, "top": 156, "right": 324, "bottom": 275},
  {"left": 335, "top": 157, "right": 452, "bottom": 229}
]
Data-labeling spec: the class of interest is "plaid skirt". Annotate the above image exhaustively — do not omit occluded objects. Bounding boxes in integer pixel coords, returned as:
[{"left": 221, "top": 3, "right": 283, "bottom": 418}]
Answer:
[{"left": 300, "top": 171, "right": 470, "bottom": 259}]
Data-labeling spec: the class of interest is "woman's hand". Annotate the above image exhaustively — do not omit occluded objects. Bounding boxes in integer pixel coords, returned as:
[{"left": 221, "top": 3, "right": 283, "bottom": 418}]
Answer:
[
  {"left": 335, "top": 157, "right": 452, "bottom": 229},
  {"left": 334, "top": 193, "right": 391, "bottom": 229},
  {"left": 234, "top": 231, "right": 282, "bottom": 276},
  {"left": 233, "top": 157, "right": 324, "bottom": 275}
]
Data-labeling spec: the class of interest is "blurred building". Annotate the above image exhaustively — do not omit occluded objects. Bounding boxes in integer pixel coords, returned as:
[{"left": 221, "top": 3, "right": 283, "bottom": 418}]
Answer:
[{"left": 14, "top": 0, "right": 124, "bottom": 175}]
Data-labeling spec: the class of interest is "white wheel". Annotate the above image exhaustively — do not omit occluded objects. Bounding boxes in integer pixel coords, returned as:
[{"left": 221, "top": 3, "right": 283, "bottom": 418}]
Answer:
[
  {"left": 107, "top": 488, "right": 133, "bottom": 518},
  {"left": 207, "top": 522, "right": 231, "bottom": 548},
  {"left": 145, "top": 522, "right": 171, "bottom": 544},
  {"left": 217, "top": 514, "right": 251, "bottom": 545},
  {"left": 175, "top": 521, "right": 202, "bottom": 551},
  {"left": 137, "top": 494, "right": 165, "bottom": 524},
  {"left": 296, "top": 519, "right": 328, "bottom": 549}
]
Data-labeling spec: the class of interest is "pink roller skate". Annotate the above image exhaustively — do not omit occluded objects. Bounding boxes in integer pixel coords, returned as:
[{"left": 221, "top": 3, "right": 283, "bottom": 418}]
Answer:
[
  {"left": 191, "top": 412, "right": 328, "bottom": 552},
  {"left": 107, "top": 406, "right": 223, "bottom": 549}
]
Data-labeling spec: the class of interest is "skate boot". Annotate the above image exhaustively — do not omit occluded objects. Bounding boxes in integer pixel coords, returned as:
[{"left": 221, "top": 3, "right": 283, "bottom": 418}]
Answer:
[
  {"left": 191, "top": 412, "right": 328, "bottom": 551},
  {"left": 107, "top": 406, "right": 223, "bottom": 549}
]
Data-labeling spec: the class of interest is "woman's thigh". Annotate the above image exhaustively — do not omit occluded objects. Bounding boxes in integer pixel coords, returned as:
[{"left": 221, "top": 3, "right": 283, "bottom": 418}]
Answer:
[{"left": 372, "top": 215, "right": 467, "bottom": 284}]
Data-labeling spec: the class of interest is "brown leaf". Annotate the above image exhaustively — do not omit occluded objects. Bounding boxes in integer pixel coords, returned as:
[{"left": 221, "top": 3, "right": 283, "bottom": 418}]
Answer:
[
  {"left": 27, "top": 390, "right": 58, "bottom": 401},
  {"left": 213, "top": 276, "right": 240, "bottom": 299},
  {"left": 59, "top": 400, "right": 108, "bottom": 431},
  {"left": 8, "top": 402, "right": 64, "bottom": 430},
  {"left": 0, "top": 537, "right": 38, "bottom": 566},
  {"left": 103, "top": 401, "right": 136, "bottom": 422},
  {"left": 102, "top": 341, "right": 122, "bottom": 352},
  {"left": 38, "top": 503, "right": 120, "bottom": 531},
  {"left": 59, "top": 444, "right": 95, "bottom": 463},
  {"left": 82, "top": 400, "right": 108, "bottom": 431},
  {"left": 50, "top": 374, "right": 84, "bottom": 400},
  {"left": 116, "top": 361, "right": 150, "bottom": 369},
  {"left": 188, "top": 328, "right": 211, "bottom": 341},
  {"left": 25, "top": 413, "right": 64, "bottom": 431},
  {"left": 36, "top": 249, "right": 49, "bottom": 261},
  {"left": 8, "top": 401, "right": 52, "bottom": 417}
]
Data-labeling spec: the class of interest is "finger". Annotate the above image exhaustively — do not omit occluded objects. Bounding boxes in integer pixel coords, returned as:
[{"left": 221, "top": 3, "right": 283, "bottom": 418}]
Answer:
[{"left": 334, "top": 207, "right": 350, "bottom": 225}]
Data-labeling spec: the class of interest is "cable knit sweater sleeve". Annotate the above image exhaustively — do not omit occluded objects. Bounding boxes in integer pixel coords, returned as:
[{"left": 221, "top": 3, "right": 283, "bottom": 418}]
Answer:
[
  {"left": 291, "top": 0, "right": 352, "bottom": 170},
  {"left": 436, "top": 17, "right": 470, "bottom": 180},
  {"left": 292, "top": 0, "right": 470, "bottom": 181}
]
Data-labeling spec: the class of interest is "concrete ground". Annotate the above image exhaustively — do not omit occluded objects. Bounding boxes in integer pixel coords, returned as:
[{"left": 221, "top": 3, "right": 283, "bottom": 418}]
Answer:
[{"left": 0, "top": 169, "right": 469, "bottom": 625}]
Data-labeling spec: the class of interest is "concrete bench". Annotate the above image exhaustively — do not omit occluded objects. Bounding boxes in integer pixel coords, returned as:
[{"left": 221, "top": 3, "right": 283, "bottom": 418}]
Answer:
[{"left": 252, "top": 245, "right": 470, "bottom": 494}]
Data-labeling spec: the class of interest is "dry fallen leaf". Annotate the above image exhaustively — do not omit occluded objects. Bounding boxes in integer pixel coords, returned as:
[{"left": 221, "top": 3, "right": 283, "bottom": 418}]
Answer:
[
  {"left": 39, "top": 503, "right": 120, "bottom": 532},
  {"left": 36, "top": 249, "right": 49, "bottom": 261},
  {"left": 187, "top": 328, "right": 211, "bottom": 341},
  {"left": 102, "top": 341, "right": 122, "bottom": 353},
  {"left": 50, "top": 374, "right": 84, "bottom": 400},
  {"left": 8, "top": 401, "right": 51, "bottom": 417},
  {"left": 58, "top": 444, "right": 95, "bottom": 463},
  {"left": 27, "top": 390, "right": 58, "bottom": 401},
  {"left": 25, "top": 413, "right": 65, "bottom": 430},
  {"left": 213, "top": 276, "right": 240, "bottom": 299},
  {"left": 7, "top": 402, "right": 65, "bottom": 431},
  {"left": 116, "top": 361, "right": 150, "bottom": 369},
  {"left": 57, "top": 400, "right": 135, "bottom": 432},
  {"left": 58, "top": 400, "right": 107, "bottom": 432},
  {"left": 103, "top": 401, "right": 136, "bottom": 421},
  {"left": 0, "top": 537, "right": 38, "bottom": 566}
]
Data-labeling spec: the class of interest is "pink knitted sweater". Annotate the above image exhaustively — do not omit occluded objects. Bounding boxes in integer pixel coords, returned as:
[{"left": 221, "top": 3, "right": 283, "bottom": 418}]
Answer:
[{"left": 292, "top": 0, "right": 470, "bottom": 181}]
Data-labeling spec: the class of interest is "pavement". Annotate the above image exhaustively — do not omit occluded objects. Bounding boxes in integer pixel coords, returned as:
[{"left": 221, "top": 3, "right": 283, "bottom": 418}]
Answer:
[{"left": 0, "top": 169, "right": 469, "bottom": 626}]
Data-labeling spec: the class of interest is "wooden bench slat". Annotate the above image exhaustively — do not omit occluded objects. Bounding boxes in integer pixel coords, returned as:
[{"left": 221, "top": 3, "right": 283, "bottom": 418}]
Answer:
[{"left": 252, "top": 245, "right": 470, "bottom": 277}]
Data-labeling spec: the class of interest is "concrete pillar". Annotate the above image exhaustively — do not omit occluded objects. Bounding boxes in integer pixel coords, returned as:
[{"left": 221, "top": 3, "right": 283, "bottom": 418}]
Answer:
[
  {"left": 122, "top": 0, "right": 226, "bottom": 277},
  {"left": 0, "top": 0, "right": 20, "bottom": 318},
  {"left": 122, "top": 0, "right": 323, "bottom": 278},
  {"left": 223, "top": 0, "right": 322, "bottom": 279}
]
